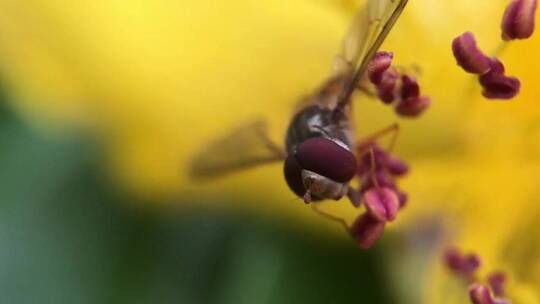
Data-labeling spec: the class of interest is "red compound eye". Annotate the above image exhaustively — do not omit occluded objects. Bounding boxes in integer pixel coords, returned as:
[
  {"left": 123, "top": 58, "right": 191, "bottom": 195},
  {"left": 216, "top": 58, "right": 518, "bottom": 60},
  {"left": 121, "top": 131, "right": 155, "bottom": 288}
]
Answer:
[
  {"left": 283, "top": 138, "right": 358, "bottom": 198},
  {"left": 283, "top": 153, "right": 305, "bottom": 197},
  {"left": 295, "top": 137, "right": 357, "bottom": 183}
]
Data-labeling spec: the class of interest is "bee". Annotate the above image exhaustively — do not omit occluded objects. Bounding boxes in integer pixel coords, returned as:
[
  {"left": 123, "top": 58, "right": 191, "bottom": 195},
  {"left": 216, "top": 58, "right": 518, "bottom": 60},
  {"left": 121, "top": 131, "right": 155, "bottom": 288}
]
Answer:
[{"left": 190, "top": 0, "right": 408, "bottom": 207}]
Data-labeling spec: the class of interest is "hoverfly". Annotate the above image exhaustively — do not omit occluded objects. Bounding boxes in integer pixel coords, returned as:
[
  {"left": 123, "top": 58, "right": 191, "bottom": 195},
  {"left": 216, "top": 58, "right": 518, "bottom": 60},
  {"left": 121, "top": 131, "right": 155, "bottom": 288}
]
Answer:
[{"left": 190, "top": 0, "right": 408, "bottom": 221}]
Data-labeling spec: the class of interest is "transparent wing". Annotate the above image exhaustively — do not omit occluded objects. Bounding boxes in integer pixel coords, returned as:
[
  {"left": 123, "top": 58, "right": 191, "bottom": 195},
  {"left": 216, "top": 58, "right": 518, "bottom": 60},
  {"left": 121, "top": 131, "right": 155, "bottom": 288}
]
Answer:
[
  {"left": 334, "top": 0, "right": 408, "bottom": 109},
  {"left": 189, "top": 120, "right": 285, "bottom": 180}
]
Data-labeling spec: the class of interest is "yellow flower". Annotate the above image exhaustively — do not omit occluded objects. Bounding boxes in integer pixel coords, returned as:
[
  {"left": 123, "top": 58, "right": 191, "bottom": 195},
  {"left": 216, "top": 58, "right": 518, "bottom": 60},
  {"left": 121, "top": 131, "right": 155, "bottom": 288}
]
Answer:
[
  {"left": 0, "top": 0, "right": 350, "bottom": 204},
  {"left": 0, "top": 0, "right": 539, "bottom": 302}
]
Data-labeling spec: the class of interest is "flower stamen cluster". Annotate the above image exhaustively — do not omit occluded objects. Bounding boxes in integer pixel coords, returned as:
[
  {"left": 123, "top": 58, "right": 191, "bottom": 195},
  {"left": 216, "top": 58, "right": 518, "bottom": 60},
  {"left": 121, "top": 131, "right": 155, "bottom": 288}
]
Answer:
[
  {"left": 444, "top": 247, "right": 482, "bottom": 281},
  {"left": 348, "top": 52, "right": 431, "bottom": 249},
  {"left": 451, "top": 0, "right": 536, "bottom": 100},
  {"left": 348, "top": 143, "right": 409, "bottom": 249},
  {"left": 367, "top": 52, "right": 430, "bottom": 117},
  {"left": 502, "top": 0, "right": 537, "bottom": 40},
  {"left": 444, "top": 248, "right": 511, "bottom": 304},
  {"left": 452, "top": 33, "right": 521, "bottom": 99}
]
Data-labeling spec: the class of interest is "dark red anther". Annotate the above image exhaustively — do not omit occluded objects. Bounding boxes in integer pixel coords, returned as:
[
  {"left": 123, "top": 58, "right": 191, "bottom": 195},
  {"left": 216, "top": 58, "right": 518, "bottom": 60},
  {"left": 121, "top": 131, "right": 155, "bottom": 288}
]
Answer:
[
  {"left": 446, "top": 250, "right": 511, "bottom": 304},
  {"left": 356, "top": 161, "right": 369, "bottom": 176},
  {"left": 385, "top": 155, "right": 409, "bottom": 176},
  {"left": 487, "top": 271, "right": 507, "bottom": 297},
  {"left": 502, "top": 0, "right": 537, "bottom": 40},
  {"left": 368, "top": 52, "right": 394, "bottom": 85},
  {"left": 487, "top": 58, "right": 506, "bottom": 75},
  {"left": 349, "top": 213, "right": 386, "bottom": 249},
  {"left": 377, "top": 67, "right": 399, "bottom": 104},
  {"left": 479, "top": 59, "right": 520, "bottom": 100},
  {"left": 444, "top": 248, "right": 481, "bottom": 279},
  {"left": 396, "top": 190, "right": 408, "bottom": 208},
  {"left": 400, "top": 75, "right": 420, "bottom": 99},
  {"left": 395, "top": 96, "right": 431, "bottom": 117},
  {"left": 479, "top": 58, "right": 521, "bottom": 99},
  {"left": 463, "top": 253, "right": 482, "bottom": 277},
  {"left": 469, "top": 284, "right": 496, "bottom": 304},
  {"left": 363, "top": 187, "right": 399, "bottom": 222},
  {"left": 445, "top": 247, "right": 465, "bottom": 272},
  {"left": 358, "top": 144, "right": 408, "bottom": 177},
  {"left": 460, "top": 58, "right": 521, "bottom": 100},
  {"left": 452, "top": 32, "right": 492, "bottom": 74},
  {"left": 479, "top": 72, "right": 521, "bottom": 100}
]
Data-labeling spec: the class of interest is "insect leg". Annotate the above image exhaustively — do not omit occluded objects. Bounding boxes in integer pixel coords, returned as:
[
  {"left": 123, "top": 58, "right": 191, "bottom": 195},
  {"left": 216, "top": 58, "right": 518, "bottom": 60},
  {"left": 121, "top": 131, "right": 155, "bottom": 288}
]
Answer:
[
  {"left": 357, "top": 122, "right": 400, "bottom": 153},
  {"left": 368, "top": 147, "right": 380, "bottom": 188},
  {"left": 310, "top": 204, "right": 349, "bottom": 231},
  {"left": 254, "top": 123, "right": 286, "bottom": 159},
  {"left": 347, "top": 187, "right": 362, "bottom": 208}
]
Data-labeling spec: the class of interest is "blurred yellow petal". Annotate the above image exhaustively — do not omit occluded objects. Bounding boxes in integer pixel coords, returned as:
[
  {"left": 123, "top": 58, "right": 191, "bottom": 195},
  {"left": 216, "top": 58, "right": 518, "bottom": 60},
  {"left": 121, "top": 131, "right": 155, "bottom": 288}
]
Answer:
[{"left": 0, "top": 0, "right": 349, "bottom": 201}]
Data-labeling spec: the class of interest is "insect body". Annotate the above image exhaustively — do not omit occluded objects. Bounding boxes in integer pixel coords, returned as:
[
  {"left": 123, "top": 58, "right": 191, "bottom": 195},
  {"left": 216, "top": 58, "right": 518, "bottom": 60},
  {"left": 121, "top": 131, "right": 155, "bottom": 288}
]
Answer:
[
  {"left": 283, "top": 80, "right": 357, "bottom": 203},
  {"left": 190, "top": 0, "right": 408, "bottom": 206}
]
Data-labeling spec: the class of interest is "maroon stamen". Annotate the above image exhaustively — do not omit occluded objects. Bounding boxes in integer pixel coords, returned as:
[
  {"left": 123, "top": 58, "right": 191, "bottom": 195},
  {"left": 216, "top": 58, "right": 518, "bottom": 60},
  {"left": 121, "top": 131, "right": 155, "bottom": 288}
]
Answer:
[
  {"left": 385, "top": 155, "right": 409, "bottom": 176},
  {"left": 349, "top": 213, "right": 386, "bottom": 249},
  {"left": 377, "top": 67, "right": 400, "bottom": 104},
  {"left": 368, "top": 52, "right": 394, "bottom": 85},
  {"left": 445, "top": 248, "right": 511, "bottom": 304},
  {"left": 479, "top": 59, "right": 521, "bottom": 99},
  {"left": 502, "top": 0, "right": 538, "bottom": 40},
  {"left": 444, "top": 248, "right": 481, "bottom": 279},
  {"left": 469, "top": 284, "right": 496, "bottom": 304},
  {"left": 400, "top": 75, "right": 420, "bottom": 99},
  {"left": 394, "top": 96, "right": 431, "bottom": 117},
  {"left": 363, "top": 187, "right": 399, "bottom": 222},
  {"left": 396, "top": 190, "right": 408, "bottom": 208},
  {"left": 452, "top": 32, "right": 492, "bottom": 74},
  {"left": 487, "top": 271, "right": 507, "bottom": 297}
]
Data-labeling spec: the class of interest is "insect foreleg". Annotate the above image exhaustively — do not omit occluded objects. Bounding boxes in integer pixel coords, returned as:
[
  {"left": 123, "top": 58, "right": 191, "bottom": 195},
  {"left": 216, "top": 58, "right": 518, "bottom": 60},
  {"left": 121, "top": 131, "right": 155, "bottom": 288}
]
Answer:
[
  {"left": 347, "top": 187, "right": 363, "bottom": 208},
  {"left": 357, "top": 122, "right": 400, "bottom": 153},
  {"left": 310, "top": 204, "right": 349, "bottom": 231}
]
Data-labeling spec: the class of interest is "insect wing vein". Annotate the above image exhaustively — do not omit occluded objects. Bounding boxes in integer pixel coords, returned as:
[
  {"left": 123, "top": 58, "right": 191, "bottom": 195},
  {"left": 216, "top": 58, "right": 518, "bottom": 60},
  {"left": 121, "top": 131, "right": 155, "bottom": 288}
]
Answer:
[{"left": 189, "top": 120, "right": 284, "bottom": 180}]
